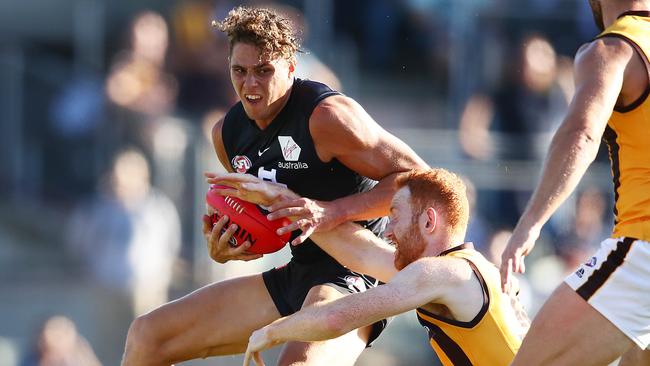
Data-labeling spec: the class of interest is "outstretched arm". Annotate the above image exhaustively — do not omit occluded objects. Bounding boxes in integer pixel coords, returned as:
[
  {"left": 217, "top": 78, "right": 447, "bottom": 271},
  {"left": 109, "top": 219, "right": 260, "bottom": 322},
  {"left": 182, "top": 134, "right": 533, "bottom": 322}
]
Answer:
[
  {"left": 310, "top": 223, "right": 397, "bottom": 282},
  {"left": 205, "top": 172, "right": 299, "bottom": 207},
  {"left": 206, "top": 173, "right": 397, "bottom": 281},
  {"left": 242, "top": 257, "right": 468, "bottom": 366},
  {"left": 500, "top": 38, "right": 633, "bottom": 291}
]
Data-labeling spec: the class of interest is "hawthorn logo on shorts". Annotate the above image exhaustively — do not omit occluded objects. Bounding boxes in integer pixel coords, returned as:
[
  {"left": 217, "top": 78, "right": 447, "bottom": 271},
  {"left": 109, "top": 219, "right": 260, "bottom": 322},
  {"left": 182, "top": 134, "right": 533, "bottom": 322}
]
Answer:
[
  {"left": 575, "top": 268, "right": 585, "bottom": 278},
  {"left": 585, "top": 256, "right": 597, "bottom": 268},
  {"left": 344, "top": 275, "right": 367, "bottom": 293},
  {"left": 278, "top": 136, "right": 301, "bottom": 161},
  {"left": 423, "top": 325, "right": 434, "bottom": 337},
  {"left": 231, "top": 155, "right": 252, "bottom": 173}
]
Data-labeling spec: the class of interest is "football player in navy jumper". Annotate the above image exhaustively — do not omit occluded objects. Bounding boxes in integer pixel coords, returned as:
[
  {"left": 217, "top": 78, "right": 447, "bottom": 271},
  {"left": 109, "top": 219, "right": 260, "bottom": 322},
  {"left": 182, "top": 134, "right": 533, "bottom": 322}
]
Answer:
[{"left": 121, "top": 6, "right": 427, "bottom": 366}]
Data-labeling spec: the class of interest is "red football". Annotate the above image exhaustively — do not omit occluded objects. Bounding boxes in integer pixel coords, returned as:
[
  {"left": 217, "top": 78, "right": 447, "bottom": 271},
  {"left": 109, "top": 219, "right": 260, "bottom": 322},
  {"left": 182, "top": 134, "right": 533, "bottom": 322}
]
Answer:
[{"left": 205, "top": 185, "right": 291, "bottom": 254}]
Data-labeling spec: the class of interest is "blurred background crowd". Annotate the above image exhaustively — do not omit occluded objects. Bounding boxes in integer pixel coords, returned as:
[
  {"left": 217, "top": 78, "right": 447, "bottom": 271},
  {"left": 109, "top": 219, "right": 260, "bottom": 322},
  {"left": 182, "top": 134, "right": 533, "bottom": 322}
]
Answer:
[{"left": 0, "top": 0, "right": 616, "bottom": 365}]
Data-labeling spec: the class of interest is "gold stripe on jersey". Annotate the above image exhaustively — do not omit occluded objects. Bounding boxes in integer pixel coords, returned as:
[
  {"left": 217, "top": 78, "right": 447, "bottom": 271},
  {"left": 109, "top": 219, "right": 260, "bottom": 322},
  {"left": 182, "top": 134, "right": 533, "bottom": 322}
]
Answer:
[
  {"left": 415, "top": 246, "right": 528, "bottom": 366},
  {"left": 597, "top": 11, "right": 650, "bottom": 241}
]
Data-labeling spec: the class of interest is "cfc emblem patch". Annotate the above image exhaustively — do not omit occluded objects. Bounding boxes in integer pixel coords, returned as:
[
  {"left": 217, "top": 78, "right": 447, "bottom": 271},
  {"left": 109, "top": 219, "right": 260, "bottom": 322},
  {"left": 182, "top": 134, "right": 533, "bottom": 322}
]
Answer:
[
  {"left": 344, "top": 275, "right": 367, "bottom": 293},
  {"left": 231, "top": 155, "right": 252, "bottom": 173}
]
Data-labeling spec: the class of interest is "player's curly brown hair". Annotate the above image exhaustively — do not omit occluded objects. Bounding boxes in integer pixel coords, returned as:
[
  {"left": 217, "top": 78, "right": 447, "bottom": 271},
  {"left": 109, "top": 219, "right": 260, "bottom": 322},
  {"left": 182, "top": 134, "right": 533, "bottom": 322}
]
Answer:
[
  {"left": 213, "top": 6, "right": 300, "bottom": 61},
  {"left": 396, "top": 168, "right": 470, "bottom": 237}
]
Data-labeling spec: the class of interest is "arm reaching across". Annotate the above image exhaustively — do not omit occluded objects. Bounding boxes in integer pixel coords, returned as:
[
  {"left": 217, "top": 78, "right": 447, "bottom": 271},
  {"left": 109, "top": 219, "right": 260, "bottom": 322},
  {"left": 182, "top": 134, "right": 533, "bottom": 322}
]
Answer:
[
  {"left": 243, "top": 257, "right": 471, "bottom": 366},
  {"left": 206, "top": 172, "right": 397, "bottom": 281},
  {"left": 310, "top": 224, "right": 397, "bottom": 283},
  {"left": 205, "top": 172, "right": 299, "bottom": 206}
]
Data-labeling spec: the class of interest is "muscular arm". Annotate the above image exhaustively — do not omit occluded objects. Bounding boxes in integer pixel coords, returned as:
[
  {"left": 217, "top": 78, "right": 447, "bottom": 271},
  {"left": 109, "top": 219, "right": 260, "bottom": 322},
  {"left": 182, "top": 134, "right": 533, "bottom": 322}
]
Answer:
[
  {"left": 311, "top": 223, "right": 397, "bottom": 282},
  {"left": 204, "top": 172, "right": 398, "bottom": 280},
  {"left": 517, "top": 40, "right": 628, "bottom": 233},
  {"left": 501, "top": 38, "right": 635, "bottom": 286},
  {"left": 266, "top": 95, "right": 428, "bottom": 245},
  {"left": 310, "top": 95, "right": 429, "bottom": 222},
  {"left": 251, "top": 257, "right": 469, "bottom": 345}
]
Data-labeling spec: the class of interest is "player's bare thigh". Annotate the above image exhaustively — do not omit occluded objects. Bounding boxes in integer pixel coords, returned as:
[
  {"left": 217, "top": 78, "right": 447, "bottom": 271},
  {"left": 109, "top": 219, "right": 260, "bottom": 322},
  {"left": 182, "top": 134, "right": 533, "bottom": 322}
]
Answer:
[
  {"left": 512, "top": 283, "right": 634, "bottom": 366},
  {"left": 124, "top": 274, "right": 280, "bottom": 364},
  {"left": 277, "top": 284, "right": 373, "bottom": 366}
]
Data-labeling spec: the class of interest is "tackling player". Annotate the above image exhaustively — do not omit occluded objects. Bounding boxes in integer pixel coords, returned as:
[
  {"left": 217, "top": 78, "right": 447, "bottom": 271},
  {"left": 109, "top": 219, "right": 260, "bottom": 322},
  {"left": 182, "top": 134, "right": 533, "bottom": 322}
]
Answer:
[{"left": 208, "top": 169, "right": 530, "bottom": 366}]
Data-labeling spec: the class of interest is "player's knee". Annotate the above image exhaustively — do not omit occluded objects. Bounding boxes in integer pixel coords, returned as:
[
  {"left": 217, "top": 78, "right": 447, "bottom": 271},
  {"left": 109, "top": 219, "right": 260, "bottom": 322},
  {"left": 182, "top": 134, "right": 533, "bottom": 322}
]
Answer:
[{"left": 124, "top": 314, "right": 166, "bottom": 364}]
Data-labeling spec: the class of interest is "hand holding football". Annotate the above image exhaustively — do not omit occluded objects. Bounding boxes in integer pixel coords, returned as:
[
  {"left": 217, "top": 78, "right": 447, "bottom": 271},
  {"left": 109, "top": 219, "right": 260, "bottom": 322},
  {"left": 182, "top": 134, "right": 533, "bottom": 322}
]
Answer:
[{"left": 205, "top": 185, "right": 291, "bottom": 254}]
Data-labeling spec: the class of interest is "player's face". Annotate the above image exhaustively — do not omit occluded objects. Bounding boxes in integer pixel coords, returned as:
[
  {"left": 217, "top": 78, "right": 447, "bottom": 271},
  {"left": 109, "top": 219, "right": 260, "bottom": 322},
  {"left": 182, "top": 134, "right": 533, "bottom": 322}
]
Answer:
[
  {"left": 229, "top": 42, "right": 295, "bottom": 126},
  {"left": 588, "top": 0, "right": 605, "bottom": 31},
  {"left": 386, "top": 188, "right": 427, "bottom": 270}
]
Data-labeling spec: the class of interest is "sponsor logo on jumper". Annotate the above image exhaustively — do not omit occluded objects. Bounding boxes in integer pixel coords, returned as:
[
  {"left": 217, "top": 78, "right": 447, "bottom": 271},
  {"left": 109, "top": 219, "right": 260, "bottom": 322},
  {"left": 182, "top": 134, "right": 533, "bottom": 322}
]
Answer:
[
  {"left": 258, "top": 147, "right": 271, "bottom": 156},
  {"left": 231, "top": 155, "right": 252, "bottom": 173},
  {"left": 585, "top": 256, "right": 597, "bottom": 268},
  {"left": 278, "top": 161, "right": 309, "bottom": 169},
  {"left": 278, "top": 136, "right": 301, "bottom": 161}
]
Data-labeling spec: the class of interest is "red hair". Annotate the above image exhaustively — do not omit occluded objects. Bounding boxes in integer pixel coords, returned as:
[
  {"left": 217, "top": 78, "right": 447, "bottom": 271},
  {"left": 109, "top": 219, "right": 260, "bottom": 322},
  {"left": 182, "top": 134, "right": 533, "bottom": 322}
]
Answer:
[{"left": 396, "top": 168, "right": 469, "bottom": 237}]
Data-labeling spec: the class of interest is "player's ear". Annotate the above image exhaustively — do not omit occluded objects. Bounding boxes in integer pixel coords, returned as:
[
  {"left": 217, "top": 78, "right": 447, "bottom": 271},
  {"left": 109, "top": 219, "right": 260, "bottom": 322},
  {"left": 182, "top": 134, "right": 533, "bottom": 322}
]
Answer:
[
  {"left": 424, "top": 207, "right": 437, "bottom": 233},
  {"left": 288, "top": 57, "right": 296, "bottom": 75}
]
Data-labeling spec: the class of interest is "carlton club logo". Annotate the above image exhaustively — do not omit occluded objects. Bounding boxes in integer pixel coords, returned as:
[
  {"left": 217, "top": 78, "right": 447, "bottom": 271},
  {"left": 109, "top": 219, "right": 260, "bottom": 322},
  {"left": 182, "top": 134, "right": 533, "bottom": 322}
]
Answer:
[
  {"left": 231, "top": 155, "right": 252, "bottom": 173},
  {"left": 278, "top": 136, "right": 301, "bottom": 161},
  {"left": 344, "top": 275, "right": 367, "bottom": 293}
]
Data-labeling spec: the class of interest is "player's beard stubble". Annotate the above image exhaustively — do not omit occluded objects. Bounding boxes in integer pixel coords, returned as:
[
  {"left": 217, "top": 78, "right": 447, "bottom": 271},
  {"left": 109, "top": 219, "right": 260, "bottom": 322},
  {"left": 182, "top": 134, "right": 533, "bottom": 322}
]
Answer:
[{"left": 393, "top": 219, "right": 427, "bottom": 270}]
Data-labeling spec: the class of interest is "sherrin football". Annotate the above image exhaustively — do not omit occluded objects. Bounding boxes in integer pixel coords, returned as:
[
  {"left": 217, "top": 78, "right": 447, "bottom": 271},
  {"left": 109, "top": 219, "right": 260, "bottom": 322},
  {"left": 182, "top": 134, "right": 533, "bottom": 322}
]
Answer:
[{"left": 205, "top": 185, "right": 291, "bottom": 254}]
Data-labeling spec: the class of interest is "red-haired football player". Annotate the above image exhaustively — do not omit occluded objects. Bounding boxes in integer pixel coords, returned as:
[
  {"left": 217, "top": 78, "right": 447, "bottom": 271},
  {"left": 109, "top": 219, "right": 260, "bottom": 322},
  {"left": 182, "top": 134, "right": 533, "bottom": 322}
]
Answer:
[{"left": 205, "top": 169, "right": 530, "bottom": 366}]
